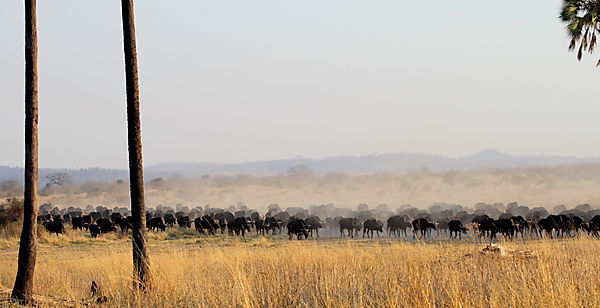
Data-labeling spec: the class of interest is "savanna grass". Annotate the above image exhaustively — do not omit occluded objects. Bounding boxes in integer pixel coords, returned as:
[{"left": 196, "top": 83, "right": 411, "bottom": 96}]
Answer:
[{"left": 0, "top": 229, "right": 599, "bottom": 307}]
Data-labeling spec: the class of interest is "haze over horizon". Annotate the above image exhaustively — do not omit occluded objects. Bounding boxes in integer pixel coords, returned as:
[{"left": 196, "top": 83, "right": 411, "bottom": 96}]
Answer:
[
  {"left": 2, "top": 0, "right": 599, "bottom": 169},
  {"left": 2, "top": 148, "right": 600, "bottom": 171}
]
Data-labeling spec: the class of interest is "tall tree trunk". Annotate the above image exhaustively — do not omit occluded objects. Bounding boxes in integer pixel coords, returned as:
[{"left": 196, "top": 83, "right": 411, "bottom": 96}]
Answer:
[
  {"left": 121, "top": 0, "right": 150, "bottom": 290},
  {"left": 12, "top": 0, "right": 39, "bottom": 304}
]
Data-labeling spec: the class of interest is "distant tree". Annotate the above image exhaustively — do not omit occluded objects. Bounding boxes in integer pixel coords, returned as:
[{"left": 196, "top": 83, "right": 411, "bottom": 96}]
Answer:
[
  {"left": 287, "top": 165, "right": 314, "bottom": 177},
  {"left": 377, "top": 204, "right": 390, "bottom": 212},
  {"left": 357, "top": 203, "right": 369, "bottom": 212},
  {"left": 560, "top": 1, "right": 600, "bottom": 65},
  {"left": 553, "top": 204, "right": 568, "bottom": 214},
  {"left": 575, "top": 203, "right": 592, "bottom": 212},
  {"left": 45, "top": 172, "right": 73, "bottom": 186},
  {"left": 0, "top": 180, "right": 23, "bottom": 197},
  {"left": 267, "top": 203, "right": 281, "bottom": 211},
  {"left": 12, "top": 0, "right": 39, "bottom": 304}
]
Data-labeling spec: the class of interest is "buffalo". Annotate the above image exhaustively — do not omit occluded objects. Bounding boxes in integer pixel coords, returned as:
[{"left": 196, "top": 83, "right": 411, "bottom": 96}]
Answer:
[
  {"left": 362, "top": 219, "right": 383, "bottom": 238},
  {"left": 72, "top": 216, "right": 84, "bottom": 230},
  {"left": 387, "top": 215, "right": 409, "bottom": 237},
  {"left": 229, "top": 217, "right": 251, "bottom": 237},
  {"left": 339, "top": 218, "right": 361, "bottom": 238},
  {"left": 44, "top": 218, "right": 65, "bottom": 236},
  {"left": 89, "top": 224, "right": 100, "bottom": 238},
  {"left": 254, "top": 218, "right": 267, "bottom": 235},
  {"left": 148, "top": 217, "right": 167, "bottom": 232},
  {"left": 412, "top": 218, "right": 435, "bottom": 239},
  {"left": 265, "top": 216, "right": 283, "bottom": 234},
  {"left": 164, "top": 214, "right": 176, "bottom": 228},
  {"left": 177, "top": 216, "right": 191, "bottom": 228},
  {"left": 97, "top": 218, "right": 117, "bottom": 233},
  {"left": 448, "top": 220, "right": 467, "bottom": 239},
  {"left": 305, "top": 216, "right": 323, "bottom": 237},
  {"left": 194, "top": 216, "right": 217, "bottom": 235},
  {"left": 287, "top": 218, "right": 310, "bottom": 240}
]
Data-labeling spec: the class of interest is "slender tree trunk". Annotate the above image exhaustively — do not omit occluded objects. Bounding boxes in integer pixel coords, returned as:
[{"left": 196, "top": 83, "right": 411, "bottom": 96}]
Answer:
[
  {"left": 121, "top": 0, "right": 150, "bottom": 290},
  {"left": 12, "top": 0, "right": 39, "bottom": 304}
]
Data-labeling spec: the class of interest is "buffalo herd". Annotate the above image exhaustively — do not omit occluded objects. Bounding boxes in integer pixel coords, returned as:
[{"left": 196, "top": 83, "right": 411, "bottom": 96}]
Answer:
[{"left": 35, "top": 203, "right": 600, "bottom": 241}]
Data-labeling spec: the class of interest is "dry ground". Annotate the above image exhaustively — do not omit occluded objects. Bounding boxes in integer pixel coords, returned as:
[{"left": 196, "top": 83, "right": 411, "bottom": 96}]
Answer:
[{"left": 0, "top": 229, "right": 599, "bottom": 307}]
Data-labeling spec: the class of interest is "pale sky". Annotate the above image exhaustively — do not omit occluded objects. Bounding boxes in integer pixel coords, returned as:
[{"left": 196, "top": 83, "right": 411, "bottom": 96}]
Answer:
[{"left": 1, "top": 0, "right": 599, "bottom": 169}]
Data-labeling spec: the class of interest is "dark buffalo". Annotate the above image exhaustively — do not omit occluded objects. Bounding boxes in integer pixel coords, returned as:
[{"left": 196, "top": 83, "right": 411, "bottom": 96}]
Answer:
[
  {"left": 538, "top": 217, "right": 557, "bottom": 238},
  {"left": 363, "top": 219, "right": 384, "bottom": 238},
  {"left": 44, "top": 219, "right": 65, "bottom": 236},
  {"left": 254, "top": 218, "right": 266, "bottom": 235},
  {"left": 89, "top": 224, "right": 100, "bottom": 238},
  {"left": 539, "top": 215, "right": 572, "bottom": 238},
  {"left": 110, "top": 212, "right": 122, "bottom": 224},
  {"left": 118, "top": 216, "right": 134, "bottom": 233},
  {"left": 72, "top": 216, "right": 84, "bottom": 230},
  {"left": 177, "top": 216, "right": 191, "bottom": 228},
  {"left": 194, "top": 216, "right": 217, "bottom": 235},
  {"left": 510, "top": 216, "right": 529, "bottom": 237},
  {"left": 97, "top": 218, "right": 117, "bottom": 233},
  {"left": 164, "top": 214, "right": 176, "bottom": 227},
  {"left": 412, "top": 218, "right": 435, "bottom": 239},
  {"left": 215, "top": 212, "right": 235, "bottom": 234},
  {"left": 471, "top": 215, "right": 498, "bottom": 239},
  {"left": 148, "top": 217, "right": 167, "bottom": 232},
  {"left": 496, "top": 218, "right": 515, "bottom": 239},
  {"left": 339, "top": 218, "right": 361, "bottom": 238},
  {"left": 62, "top": 214, "right": 72, "bottom": 223},
  {"left": 387, "top": 215, "right": 409, "bottom": 237},
  {"left": 448, "top": 220, "right": 467, "bottom": 239},
  {"left": 89, "top": 212, "right": 102, "bottom": 222},
  {"left": 265, "top": 216, "right": 283, "bottom": 234},
  {"left": 305, "top": 216, "right": 323, "bottom": 237},
  {"left": 587, "top": 215, "right": 600, "bottom": 237},
  {"left": 175, "top": 212, "right": 187, "bottom": 220},
  {"left": 82, "top": 215, "right": 93, "bottom": 225},
  {"left": 287, "top": 218, "right": 310, "bottom": 240},
  {"left": 570, "top": 215, "right": 585, "bottom": 233},
  {"left": 229, "top": 217, "right": 251, "bottom": 237}
]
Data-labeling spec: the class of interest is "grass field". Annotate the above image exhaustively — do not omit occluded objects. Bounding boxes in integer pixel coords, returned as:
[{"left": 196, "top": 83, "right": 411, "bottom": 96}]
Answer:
[{"left": 0, "top": 228, "right": 599, "bottom": 307}]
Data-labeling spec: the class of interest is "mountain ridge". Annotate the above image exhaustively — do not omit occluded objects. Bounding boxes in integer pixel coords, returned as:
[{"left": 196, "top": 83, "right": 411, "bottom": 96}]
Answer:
[{"left": 2, "top": 149, "right": 600, "bottom": 184}]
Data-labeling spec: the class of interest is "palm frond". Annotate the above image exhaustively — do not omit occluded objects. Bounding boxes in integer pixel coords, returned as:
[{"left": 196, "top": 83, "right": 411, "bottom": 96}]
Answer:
[
  {"left": 569, "top": 37, "right": 578, "bottom": 50},
  {"left": 560, "top": 0, "right": 600, "bottom": 65}
]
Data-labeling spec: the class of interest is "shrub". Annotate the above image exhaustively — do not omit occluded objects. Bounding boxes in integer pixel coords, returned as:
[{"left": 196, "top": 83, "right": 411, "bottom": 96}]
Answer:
[{"left": 0, "top": 198, "right": 24, "bottom": 227}]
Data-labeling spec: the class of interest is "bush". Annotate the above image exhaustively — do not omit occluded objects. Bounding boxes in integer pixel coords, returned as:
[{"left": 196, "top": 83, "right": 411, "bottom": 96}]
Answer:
[{"left": 0, "top": 198, "right": 24, "bottom": 227}]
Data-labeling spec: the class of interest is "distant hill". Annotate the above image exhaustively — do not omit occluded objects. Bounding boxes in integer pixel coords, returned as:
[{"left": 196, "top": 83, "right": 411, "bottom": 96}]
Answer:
[
  {"left": 144, "top": 149, "right": 600, "bottom": 177},
  {"left": 2, "top": 149, "right": 600, "bottom": 184}
]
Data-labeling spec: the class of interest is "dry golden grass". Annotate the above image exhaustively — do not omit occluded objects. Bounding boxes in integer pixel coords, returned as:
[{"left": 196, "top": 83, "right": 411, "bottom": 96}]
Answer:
[{"left": 0, "top": 231, "right": 599, "bottom": 307}]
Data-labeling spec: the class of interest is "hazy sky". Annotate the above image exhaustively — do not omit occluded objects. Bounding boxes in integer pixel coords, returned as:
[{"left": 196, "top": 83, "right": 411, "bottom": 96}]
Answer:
[{"left": 1, "top": 0, "right": 599, "bottom": 169}]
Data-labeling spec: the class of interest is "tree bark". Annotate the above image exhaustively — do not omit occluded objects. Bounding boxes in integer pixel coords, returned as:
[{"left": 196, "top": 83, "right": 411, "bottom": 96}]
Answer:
[
  {"left": 12, "top": 0, "right": 39, "bottom": 304},
  {"left": 121, "top": 0, "right": 150, "bottom": 290}
]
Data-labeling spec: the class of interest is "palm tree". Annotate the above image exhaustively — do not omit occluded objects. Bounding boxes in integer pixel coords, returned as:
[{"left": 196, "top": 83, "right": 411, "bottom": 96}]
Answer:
[
  {"left": 120, "top": 0, "right": 151, "bottom": 290},
  {"left": 11, "top": 0, "right": 39, "bottom": 304},
  {"left": 560, "top": 0, "right": 600, "bottom": 65}
]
